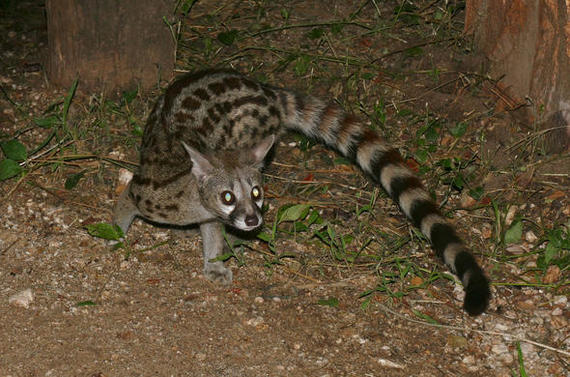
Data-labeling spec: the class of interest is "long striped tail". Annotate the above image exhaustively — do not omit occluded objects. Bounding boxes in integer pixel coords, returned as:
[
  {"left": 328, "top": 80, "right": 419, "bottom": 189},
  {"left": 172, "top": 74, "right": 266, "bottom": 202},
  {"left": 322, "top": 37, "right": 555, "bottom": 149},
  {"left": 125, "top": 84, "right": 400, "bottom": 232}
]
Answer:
[{"left": 279, "top": 92, "right": 491, "bottom": 315}]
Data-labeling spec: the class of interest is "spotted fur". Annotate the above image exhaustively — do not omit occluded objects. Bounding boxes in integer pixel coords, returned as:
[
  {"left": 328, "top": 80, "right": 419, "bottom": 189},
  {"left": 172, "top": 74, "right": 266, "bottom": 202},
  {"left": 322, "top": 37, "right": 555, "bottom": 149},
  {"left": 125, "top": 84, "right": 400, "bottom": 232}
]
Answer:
[{"left": 113, "top": 69, "right": 491, "bottom": 315}]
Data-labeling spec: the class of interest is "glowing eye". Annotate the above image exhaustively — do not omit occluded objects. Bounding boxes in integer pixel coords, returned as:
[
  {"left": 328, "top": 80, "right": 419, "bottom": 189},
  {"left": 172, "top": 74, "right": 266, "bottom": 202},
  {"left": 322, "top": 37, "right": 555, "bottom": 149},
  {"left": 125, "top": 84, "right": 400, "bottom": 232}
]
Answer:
[
  {"left": 221, "top": 191, "right": 235, "bottom": 205},
  {"left": 251, "top": 186, "right": 261, "bottom": 199}
]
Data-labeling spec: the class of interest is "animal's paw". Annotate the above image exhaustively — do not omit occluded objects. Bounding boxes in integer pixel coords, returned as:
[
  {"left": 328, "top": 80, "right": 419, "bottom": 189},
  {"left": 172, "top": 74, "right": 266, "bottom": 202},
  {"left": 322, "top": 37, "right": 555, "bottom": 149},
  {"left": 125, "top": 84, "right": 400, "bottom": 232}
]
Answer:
[{"left": 204, "top": 263, "right": 233, "bottom": 285}]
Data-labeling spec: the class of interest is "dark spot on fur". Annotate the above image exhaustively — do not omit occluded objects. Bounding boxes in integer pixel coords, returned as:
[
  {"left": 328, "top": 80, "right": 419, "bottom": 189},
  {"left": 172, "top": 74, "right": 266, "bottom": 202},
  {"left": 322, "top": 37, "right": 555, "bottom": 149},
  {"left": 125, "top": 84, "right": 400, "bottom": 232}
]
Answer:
[
  {"left": 208, "top": 81, "right": 227, "bottom": 95},
  {"left": 241, "top": 78, "right": 259, "bottom": 91},
  {"left": 174, "top": 112, "right": 194, "bottom": 123},
  {"left": 223, "top": 101, "right": 232, "bottom": 113},
  {"left": 368, "top": 149, "right": 405, "bottom": 182},
  {"left": 223, "top": 77, "right": 242, "bottom": 90},
  {"left": 165, "top": 204, "right": 179, "bottom": 211},
  {"left": 233, "top": 95, "right": 268, "bottom": 108},
  {"left": 207, "top": 107, "right": 221, "bottom": 123},
  {"left": 152, "top": 168, "right": 192, "bottom": 190},
  {"left": 182, "top": 97, "right": 201, "bottom": 110},
  {"left": 262, "top": 87, "right": 277, "bottom": 99},
  {"left": 410, "top": 200, "right": 442, "bottom": 235},
  {"left": 390, "top": 176, "right": 423, "bottom": 203},
  {"left": 193, "top": 88, "right": 210, "bottom": 101}
]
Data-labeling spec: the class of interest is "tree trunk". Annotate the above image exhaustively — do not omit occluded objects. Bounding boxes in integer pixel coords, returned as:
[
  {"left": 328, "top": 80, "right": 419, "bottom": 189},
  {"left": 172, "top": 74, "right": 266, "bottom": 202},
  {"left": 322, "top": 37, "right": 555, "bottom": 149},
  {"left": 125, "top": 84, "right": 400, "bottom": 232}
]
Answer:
[
  {"left": 45, "top": 0, "right": 175, "bottom": 93},
  {"left": 465, "top": 0, "right": 569, "bottom": 153}
]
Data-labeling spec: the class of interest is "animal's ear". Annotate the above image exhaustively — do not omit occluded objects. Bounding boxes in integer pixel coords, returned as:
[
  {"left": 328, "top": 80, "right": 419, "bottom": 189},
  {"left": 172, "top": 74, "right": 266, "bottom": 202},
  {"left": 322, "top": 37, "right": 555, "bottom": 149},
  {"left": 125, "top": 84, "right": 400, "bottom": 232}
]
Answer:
[
  {"left": 250, "top": 134, "right": 275, "bottom": 168},
  {"left": 182, "top": 141, "right": 214, "bottom": 181}
]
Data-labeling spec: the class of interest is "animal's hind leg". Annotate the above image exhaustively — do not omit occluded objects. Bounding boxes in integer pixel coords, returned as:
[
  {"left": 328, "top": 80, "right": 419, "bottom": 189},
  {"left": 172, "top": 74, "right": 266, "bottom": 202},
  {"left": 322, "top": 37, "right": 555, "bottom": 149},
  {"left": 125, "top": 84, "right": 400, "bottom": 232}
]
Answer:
[{"left": 112, "top": 183, "right": 140, "bottom": 235}]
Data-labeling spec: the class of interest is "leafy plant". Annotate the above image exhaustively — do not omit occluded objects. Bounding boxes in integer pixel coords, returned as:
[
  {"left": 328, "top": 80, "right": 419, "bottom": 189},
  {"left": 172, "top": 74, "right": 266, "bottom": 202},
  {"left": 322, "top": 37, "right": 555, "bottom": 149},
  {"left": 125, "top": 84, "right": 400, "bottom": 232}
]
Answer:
[
  {"left": 86, "top": 222, "right": 124, "bottom": 242},
  {"left": 538, "top": 222, "right": 570, "bottom": 269}
]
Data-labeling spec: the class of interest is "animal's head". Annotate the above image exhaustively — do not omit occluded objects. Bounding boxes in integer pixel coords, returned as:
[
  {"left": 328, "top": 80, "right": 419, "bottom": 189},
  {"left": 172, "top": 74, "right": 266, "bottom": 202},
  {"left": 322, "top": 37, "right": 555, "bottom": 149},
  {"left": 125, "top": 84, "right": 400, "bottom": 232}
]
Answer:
[{"left": 182, "top": 135, "right": 275, "bottom": 231}]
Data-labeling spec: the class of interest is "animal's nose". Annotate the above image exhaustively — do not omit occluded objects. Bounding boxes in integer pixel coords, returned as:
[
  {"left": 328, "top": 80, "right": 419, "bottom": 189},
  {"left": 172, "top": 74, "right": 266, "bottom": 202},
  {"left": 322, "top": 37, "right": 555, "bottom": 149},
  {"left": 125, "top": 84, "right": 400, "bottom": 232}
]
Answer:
[{"left": 245, "top": 215, "right": 259, "bottom": 227}]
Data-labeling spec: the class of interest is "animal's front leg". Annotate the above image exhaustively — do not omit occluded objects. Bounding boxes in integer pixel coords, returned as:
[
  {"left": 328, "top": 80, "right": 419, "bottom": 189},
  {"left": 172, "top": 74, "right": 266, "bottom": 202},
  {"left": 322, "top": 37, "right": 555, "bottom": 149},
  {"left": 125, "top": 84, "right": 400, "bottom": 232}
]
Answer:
[{"left": 199, "top": 221, "right": 233, "bottom": 285}]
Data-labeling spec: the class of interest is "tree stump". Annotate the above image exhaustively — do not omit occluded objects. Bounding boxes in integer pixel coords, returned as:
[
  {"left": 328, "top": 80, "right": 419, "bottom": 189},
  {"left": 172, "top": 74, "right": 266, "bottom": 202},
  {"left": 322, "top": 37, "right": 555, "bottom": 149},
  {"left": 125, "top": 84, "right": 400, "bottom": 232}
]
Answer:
[
  {"left": 45, "top": 0, "right": 175, "bottom": 93},
  {"left": 465, "top": 0, "right": 569, "bottom": 153}
]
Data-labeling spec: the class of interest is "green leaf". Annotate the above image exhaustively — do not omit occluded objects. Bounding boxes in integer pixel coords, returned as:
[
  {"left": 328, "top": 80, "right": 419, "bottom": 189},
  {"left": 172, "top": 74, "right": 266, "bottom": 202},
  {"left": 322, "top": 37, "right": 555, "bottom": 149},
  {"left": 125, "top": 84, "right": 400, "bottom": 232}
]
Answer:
[
  {"left": 404, "top": 46, "right": 423, "bottom": 57},
  {"left": 438, "top": 158, "right": 452, "bottom": 170},
  {"left": 122, "top": 88, "right": 138, "bottom": 105},
  {"left": 209, "top": 252, "right": 235, "bottom": 262},
  {"left": 411, "top": 309, "right": 440, "bottom": 325},
  {"left": 33, "top": 115, "right": 59, "bottom": 128},
  {"left": 179, "top": 0, "right": 198, "bottom": 16},
  {"left": 86, "top": 222, "right": 124, "bottom": 241},
  {"left": 452, "top": 173, "right": 465, "bottom": 190},
  {"left": 334, "top": 157, "right": 352, "bottom": 165},
  {"left": 62, "top": 78, "right": 79, "bottom": 124},
  {"left": 468, "top": 186, "right": 484, "bottom": 200},
  {"left": 397, "top": 108, "right": 414, "bottom": 118},
  {"left": 330, "top": 23, "right": 344, "bottom": 35},
  {"left": 516, "top": 342, "right": 528, "bottom": 377},
  {"left": 0, "top": 158, "right": 22, "bottom": 181},
  {"left": 450, "top": 122, "right": 468, "bottom": 137},
  {"left": 415, "top": 148, "right": 428, "bottom": 163},
  {"left": 306, "top": 210, "right": 322, "bottom": 225},
  {"left": 504, "top": 220, "right": 522, "bottom": 244},
  {"left": 65, "top": 171, "right": 85, "bottom": 190},
  {"left": 294, "top": 55, "right": 311, "bottom": 76},
  {"left": 217, "top": 30, "right": 238, "bottom": 46},
  {"left": 257, "top": 232, "right": 273, "bottom": 242},
  {"left": 360, "top": 296, "right": 372, "bottom": 310},
  {"left": 76, "top": 300, "right": 96, "bottom": 306},
  {"left": 278, "top": 204, "right": 311, "bottom": 223},
  {"left": 425, "top": 123, "right": 440, "bottom": 143},
  {"left": 544, "top": 242, "right": 558, "bottom": 265},
  {"left": 293, "top": 222, "right": 308, "bottom": 232},
  {"left": 317, "top": 297, "right": 339, "bottom": 307},
  {"left": 307, "top": 28, "right": 324, "bottom": 39},
  {"left": 0, "top": 139, "right": 27, "bottom": 161}
]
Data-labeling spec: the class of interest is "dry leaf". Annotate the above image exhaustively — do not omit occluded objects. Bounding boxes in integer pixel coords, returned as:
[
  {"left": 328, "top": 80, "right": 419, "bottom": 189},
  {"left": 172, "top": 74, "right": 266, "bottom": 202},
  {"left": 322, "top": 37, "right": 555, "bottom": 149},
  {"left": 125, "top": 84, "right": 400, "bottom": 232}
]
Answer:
[
  {"left": 546, "top": 190, "right": 565, "bottom": 201},
  {"left": 543, "top": 265, "right": 561, "bottom": 284}
]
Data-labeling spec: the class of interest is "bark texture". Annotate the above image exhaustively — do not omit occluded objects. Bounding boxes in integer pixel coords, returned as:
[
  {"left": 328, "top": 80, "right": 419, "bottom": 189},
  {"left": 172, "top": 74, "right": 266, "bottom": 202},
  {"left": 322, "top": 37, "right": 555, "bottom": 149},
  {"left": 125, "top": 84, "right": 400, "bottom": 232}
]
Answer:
[
  {"left": 465, "top": 0, "right": 569, "bottom": 152},
  {"left": 46, "top": 0, "right": 175, "bottom": 92}
]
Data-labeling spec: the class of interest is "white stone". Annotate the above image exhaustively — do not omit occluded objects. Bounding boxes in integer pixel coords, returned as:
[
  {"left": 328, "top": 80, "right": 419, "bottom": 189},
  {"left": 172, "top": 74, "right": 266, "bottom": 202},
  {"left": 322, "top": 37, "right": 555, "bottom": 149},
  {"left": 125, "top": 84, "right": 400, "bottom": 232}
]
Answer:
[
  {"left": 553, "top": 295, "right": 567, "bottom": 306},
  {"left": 525, "top": 230, "right": 538, "bottom": 243},
  {"left": 377, "top": 358, "right": 404, "bottom": 369},
  {"left": 552, "top": 307, "right": 562, "bottom": 316},
  {"left": 8, "top": 289, "right": 34, "bottom": 308}
]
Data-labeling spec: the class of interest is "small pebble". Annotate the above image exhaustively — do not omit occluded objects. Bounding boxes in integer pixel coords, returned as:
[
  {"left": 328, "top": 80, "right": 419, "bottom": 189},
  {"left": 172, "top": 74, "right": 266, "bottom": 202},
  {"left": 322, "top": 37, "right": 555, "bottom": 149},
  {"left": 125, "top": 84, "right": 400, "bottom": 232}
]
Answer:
[
  {"left": 551, "top": 307, "right": 562, "bottom": 316},
  {"left": 9, "top": 289, "right": 34, "bottom": 308},
  {"left": 525, "top": 230, "right": 538, "bottom": 243},
  {"left": 505, "top": 206, "right": 517, "bottom": 226},
  {"left": 553, "top": 295, "right": 567, "bottom": 305},
  {"left": 377, "top": 358, "right": 404, "bottom": 369}
]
